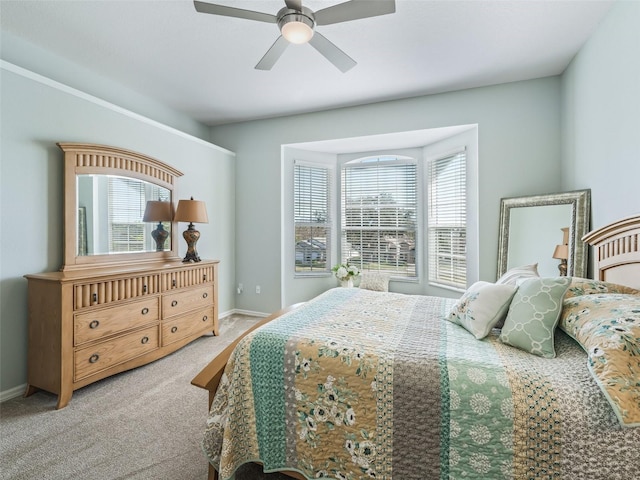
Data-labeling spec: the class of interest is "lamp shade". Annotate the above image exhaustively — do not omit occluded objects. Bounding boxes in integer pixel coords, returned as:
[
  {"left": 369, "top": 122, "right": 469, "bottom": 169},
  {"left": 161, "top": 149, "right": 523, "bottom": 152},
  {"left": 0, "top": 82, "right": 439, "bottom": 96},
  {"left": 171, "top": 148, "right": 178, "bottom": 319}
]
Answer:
[
  {"left": 142, "top": 200, "right": 173, "bottom": 222},
  {"left": 279, "top": 12, "right": 314, "bottom": 44},
  {"left": 174, "top": 197, "right": 208, "bottom": 224},
  {"left": 552, "top": 244, "right": 569, "bottom": 260},
  {"left": 281, "top": 20, "right": 314, "bottom": 44}
]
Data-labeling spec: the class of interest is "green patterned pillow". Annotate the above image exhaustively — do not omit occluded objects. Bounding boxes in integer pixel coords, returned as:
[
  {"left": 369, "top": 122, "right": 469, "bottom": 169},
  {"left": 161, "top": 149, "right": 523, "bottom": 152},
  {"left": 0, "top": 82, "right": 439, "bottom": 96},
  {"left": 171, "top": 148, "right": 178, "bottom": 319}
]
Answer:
[
  {"left": 560, "top": 293, "right": 640, "bottom": 427},
  {"left": 447, "top": 281, "right": 517, "bottom": 339},
  {"left": 499, "top": 277, "right": 571, "bottom": 358}
]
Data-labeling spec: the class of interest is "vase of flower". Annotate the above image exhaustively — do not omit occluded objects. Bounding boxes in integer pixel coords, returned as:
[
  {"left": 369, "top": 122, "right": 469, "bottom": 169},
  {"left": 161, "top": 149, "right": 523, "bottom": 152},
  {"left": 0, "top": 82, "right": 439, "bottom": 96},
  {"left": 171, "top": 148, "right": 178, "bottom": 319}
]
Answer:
[{"left": 332, "top": 262, "right": 359, "bottom": 287}]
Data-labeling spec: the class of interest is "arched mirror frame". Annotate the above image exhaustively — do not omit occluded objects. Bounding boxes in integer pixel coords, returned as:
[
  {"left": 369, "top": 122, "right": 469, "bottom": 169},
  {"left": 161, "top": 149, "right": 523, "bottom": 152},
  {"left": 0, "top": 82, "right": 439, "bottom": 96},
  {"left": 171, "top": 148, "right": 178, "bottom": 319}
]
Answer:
[
  {"left": 59, "top": 143, "right": 183, "bottom": 271},
  {"left": 497, "top": 189, "right": 591, "bottom": 279}
]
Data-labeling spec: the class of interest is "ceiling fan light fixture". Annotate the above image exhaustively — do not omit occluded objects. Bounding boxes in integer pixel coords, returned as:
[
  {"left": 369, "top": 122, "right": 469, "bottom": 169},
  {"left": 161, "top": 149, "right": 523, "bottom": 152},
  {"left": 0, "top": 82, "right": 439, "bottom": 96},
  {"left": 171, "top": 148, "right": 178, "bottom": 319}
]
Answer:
[{"left": 279, "top": 12, "right": 314, "bottom": 44}]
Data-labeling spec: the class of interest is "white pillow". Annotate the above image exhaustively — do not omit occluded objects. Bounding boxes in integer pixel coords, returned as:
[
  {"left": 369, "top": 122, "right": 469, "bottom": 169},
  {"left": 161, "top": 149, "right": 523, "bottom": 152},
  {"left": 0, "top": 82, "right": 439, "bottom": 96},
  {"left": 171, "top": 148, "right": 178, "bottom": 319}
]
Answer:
[
  {"left": 447, "top": 281, "right": 518, "bottom": 339},
  {"left": 359, "top": 272, "right": 390, "bottom": 292},
  {"left": 496, "top": 263, "right": 539, "bottom": 286}
]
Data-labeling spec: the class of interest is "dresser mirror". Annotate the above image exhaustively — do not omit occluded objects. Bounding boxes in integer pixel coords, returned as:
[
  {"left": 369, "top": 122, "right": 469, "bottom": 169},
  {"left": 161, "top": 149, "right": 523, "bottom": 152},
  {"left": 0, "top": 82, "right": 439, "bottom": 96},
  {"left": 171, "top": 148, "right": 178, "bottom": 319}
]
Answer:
[
  {"left": 59, "top": 143, "right": 183, "bottom": 271},
  {"left": 497, "top": 189, "right": 591, "bottom": 278},
  {"left": 76, "top": 174, "right": 171, "bottom": 256}
]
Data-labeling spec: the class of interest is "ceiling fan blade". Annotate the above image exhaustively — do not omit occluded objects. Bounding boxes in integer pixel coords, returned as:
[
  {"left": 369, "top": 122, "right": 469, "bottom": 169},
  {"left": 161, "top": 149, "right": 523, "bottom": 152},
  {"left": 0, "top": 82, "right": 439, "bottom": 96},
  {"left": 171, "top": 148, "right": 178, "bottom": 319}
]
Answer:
[
  {"left": 255, "top": 36, "right": 289, "bottom": 70},
  {"left": 284, "top": 0, "right": 303, "bottom": 11},
  {"left": 194, "top": 1, "right": 277, "bottom": 23},
  {"left": 308, "top": 32, "right": 356, "bottom": 73},
  {"left": 315, "top": 0, "right": 395, "bottom": 26}
]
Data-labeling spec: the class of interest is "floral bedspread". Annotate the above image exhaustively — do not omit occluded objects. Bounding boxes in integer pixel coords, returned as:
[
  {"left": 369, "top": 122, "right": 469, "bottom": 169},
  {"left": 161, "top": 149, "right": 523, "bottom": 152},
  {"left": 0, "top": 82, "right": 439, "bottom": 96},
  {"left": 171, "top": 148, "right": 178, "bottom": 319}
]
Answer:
[{"left": 202, "top": 288, "right": 640, "bottom": 479}]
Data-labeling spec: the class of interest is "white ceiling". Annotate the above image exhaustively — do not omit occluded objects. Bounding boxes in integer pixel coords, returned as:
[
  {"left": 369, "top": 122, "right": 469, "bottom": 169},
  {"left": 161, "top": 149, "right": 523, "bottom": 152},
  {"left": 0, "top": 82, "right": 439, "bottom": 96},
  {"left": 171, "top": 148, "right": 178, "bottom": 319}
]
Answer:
[{"left": 1, "top": 0, "right": 614, "bottom": 127}]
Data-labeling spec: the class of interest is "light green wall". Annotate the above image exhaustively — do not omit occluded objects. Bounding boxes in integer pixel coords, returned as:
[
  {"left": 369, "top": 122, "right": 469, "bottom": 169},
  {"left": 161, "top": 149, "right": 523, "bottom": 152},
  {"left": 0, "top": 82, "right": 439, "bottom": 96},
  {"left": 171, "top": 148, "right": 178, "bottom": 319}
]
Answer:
[
  {"left": 0, "top": 64, "right": 236, "bottom": 393},
  {"left": 2, "top": 0, "right": 636, "bottom": 397},
  {"left": 211, "top": 77, "right": 563, "bottom": 314},
  {"left": 561, "top": 0, "right": 640, "bottom": 229},
  {"left": 1, "top": 32, "right": 210, "bottom": 141}
]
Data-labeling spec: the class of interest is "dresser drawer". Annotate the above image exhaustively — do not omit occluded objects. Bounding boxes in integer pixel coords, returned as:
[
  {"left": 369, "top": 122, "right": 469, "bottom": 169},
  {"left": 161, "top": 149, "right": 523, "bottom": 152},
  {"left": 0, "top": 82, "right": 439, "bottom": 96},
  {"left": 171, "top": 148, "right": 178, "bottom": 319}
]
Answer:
[
  {"left": 74, "top": 297, "right": 160, "bottom": 346},
  {"left": 162, "top": 265, "right": 215, "bottom": 291},
  {"left": 74, "top": 274, "right": 161, "bottom": 310},
  {"left": 162, "top": 284, "right": 213, "bottom": 318},
  {"left": 74, "top": 325, "right": 159, "bottom": 381},
  {"left": 162, "top": 306, "right": 214, "bottom": 346}
]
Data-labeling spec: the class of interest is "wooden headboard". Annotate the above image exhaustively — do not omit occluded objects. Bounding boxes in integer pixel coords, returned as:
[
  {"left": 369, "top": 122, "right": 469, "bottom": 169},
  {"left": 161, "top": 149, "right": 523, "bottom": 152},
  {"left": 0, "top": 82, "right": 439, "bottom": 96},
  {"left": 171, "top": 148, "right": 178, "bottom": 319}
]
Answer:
[{"left": 583, "top": 214, "right": 640, "bottom": 289}]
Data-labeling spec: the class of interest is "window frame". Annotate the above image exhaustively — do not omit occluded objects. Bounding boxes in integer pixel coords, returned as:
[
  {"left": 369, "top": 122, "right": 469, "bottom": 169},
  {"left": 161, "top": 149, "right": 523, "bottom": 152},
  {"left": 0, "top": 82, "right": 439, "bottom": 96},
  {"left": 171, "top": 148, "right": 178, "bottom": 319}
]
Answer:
[
  {"left": 426, "top": 148, "right": 467, "bottom": 291},
  {"left": 293, "top": 160, "right": 333, "bottom": 277},
  {"left": 339, "top": 155, "right": 419, "bottom": 280}
]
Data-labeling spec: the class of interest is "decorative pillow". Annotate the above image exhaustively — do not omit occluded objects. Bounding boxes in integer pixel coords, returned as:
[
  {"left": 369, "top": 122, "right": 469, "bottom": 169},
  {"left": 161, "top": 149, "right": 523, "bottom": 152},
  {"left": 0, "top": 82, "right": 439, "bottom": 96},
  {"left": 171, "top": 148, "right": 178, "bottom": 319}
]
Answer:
[
  {"left": 559, "top": 293, "right": 640, "bottom": 427},
  {"left": 447, "top": 281, "right": 517, "bottom": 339},
  {"left": 499, "top": 277, "right": 571, "bottom": 358},
  {"left": 496, "top": 263, "right": 540, "bottom": 286},
  {"left": 359, "top": 272, "right": 390, "bottom": 292},
  {"left": 564, "top": 277, "right": 640, "bottom": 300}
]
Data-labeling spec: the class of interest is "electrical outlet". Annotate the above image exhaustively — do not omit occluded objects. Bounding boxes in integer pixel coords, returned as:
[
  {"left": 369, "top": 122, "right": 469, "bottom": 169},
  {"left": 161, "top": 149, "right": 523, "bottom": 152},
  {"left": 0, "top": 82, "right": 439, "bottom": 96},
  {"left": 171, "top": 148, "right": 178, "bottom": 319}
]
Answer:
[
  {"left": 255, "top": 285, "right": 261, "bottom": 294},
  {"left": 237, "top": 283, "right": 243, "bottom": 294}
]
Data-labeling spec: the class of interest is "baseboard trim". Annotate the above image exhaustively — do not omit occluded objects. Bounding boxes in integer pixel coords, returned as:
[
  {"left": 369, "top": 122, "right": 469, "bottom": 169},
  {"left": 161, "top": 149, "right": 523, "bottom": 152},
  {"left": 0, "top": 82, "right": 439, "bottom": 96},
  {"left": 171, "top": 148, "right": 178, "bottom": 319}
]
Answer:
[
  {"left": 0, "top": 383, "right": 26, "bottom": 403},
  {"left": 227, "top": 308, "right": 270, "bottom": 318}
]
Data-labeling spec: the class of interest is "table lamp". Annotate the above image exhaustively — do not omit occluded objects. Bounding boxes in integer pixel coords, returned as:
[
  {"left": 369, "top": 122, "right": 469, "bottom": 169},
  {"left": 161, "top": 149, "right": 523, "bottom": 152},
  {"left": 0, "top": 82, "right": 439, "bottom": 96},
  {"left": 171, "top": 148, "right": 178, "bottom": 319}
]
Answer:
[
  {"left": 552, "top": 227, "right": 570, "bottom": 276},
  {"left": 142, "top": 200, "right": 173, "bottom": 251},
  {"left": 174, "top": 197, "right": 209, "bottom": 262}
]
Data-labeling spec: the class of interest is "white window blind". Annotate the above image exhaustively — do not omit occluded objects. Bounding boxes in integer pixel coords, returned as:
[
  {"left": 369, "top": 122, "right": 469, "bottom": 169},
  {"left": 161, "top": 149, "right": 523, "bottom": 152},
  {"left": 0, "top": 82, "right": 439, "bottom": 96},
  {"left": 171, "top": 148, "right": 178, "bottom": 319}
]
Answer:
[
  {"left": 294, "top": 163, "right": 331, "bottom": 274},
  {"left": 341, "top": 157, "right": 417, "bottom": 278},
  {"left": 108, "top": 176, "right": 146, "bottom": 252},
  {"left": 428, "top": 150, "right": 467, "bottom": 289}
]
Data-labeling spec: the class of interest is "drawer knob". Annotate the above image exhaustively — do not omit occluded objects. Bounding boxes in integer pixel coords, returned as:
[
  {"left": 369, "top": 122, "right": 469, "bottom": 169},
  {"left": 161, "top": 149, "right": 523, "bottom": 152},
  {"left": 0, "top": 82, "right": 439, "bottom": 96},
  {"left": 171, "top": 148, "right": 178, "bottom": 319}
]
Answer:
[
  {"left": 171, "top": 326, "right": 178, "bottom": 333},
  {"left": 202, "top": 315, "right": 208, "bottom": 322},
  {"left": 141, "top": 307, "right": 149, "bottom": 315},
  {"left": 89, "top": 320, "right": 100, "bottom": 329},
  {"left": 171, "top": 300, "right": 178, "bottom": 307},
  {"left": 141, "top": 336, "right": 149, "bottom": 344},
  {"left": 89, "top": 354, "right": 99, "bottom": 364},
  {"left": 202, "top": 292, "right": 208, "bottom": 299}
]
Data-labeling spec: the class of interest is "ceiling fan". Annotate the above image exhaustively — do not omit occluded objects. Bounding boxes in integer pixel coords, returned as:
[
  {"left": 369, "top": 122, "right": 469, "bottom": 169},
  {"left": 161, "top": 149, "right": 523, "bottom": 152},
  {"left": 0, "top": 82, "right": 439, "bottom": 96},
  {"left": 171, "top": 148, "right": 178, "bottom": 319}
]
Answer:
[{"left": 193, "top": 0, "right": 396, "bottom": 72}]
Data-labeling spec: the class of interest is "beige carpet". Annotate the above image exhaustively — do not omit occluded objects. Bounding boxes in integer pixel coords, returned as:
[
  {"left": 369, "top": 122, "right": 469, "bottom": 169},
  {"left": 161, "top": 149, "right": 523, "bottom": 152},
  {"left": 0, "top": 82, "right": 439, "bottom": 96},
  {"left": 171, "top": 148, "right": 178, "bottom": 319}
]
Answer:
[{"left": 0, "top": 314, "right": 291, "bottom": 480}]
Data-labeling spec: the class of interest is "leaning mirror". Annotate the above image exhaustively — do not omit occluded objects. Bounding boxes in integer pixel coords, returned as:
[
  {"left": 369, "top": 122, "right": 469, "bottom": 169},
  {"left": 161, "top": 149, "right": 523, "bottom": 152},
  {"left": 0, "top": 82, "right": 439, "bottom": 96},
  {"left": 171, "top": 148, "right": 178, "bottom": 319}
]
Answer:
[
  {"left": 497, "top": 190, "right": 591, "bottom": 278},
  {"left": 59, "top": 143, "right": 183, "bottom": 271}
]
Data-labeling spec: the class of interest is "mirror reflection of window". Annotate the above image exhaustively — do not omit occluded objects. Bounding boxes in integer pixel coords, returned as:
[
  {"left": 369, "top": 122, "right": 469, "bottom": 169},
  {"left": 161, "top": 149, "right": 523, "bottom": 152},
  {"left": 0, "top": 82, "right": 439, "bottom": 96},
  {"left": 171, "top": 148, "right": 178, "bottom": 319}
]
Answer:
[{"left": 76, "top": 174, "right": 171, "bottom": 256}]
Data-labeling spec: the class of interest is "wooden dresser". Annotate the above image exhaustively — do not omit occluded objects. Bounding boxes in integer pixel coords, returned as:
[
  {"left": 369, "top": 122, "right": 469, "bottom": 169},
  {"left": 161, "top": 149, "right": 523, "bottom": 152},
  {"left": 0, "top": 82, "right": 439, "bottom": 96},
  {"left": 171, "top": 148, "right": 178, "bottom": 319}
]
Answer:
[{"left": 24, "top": 259, "right": 219, "bottom": 409}]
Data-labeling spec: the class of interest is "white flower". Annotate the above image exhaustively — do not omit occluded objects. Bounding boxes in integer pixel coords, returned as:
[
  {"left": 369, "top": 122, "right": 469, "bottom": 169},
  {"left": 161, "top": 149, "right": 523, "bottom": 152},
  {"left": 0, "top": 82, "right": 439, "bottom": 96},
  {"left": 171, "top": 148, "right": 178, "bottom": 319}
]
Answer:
[
  {"left": 469, "top": 453, "right": 491, "bottom": 474},
  {"left": 314, "top": 406, "right": 328, "bottom": 422},
  {"left": 345, "top": 408, "right": 356, "bottom": 425},
  {"left": 332, "top": 263, "right": 361, "bottom": 280},
  {"left": 306, "top": 415, "right": 317, "bottom": 431},
  {"left": 470, "top": 393, "right": 491, "bottom": 415},
  {"left": 469, "top": 425, "right": 491, "bottom": 444},
  {"left": 345, "top": 439, "right": 356, "bottom": 453},
  {"left": 467, "top": 367, "right": 487, "bottom": 384}
]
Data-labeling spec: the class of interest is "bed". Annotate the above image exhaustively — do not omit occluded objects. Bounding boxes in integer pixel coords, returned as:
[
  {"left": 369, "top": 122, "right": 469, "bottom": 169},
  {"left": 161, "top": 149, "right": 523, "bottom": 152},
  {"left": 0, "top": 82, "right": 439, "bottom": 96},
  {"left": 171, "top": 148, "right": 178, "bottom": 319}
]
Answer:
[{"left": 192, "top": 215, "right": 640, "bottom": 480}]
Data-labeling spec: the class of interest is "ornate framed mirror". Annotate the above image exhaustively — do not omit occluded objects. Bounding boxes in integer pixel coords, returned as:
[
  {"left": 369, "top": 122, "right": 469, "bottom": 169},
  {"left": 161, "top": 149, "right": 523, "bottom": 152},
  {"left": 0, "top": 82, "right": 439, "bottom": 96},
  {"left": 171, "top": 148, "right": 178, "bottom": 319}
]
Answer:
[
  {"left": 497, "top": 189, "right": 591, "bottom": 279},
  {"left": 59, "top": 143, "right": 183, "bottom": 271}
]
